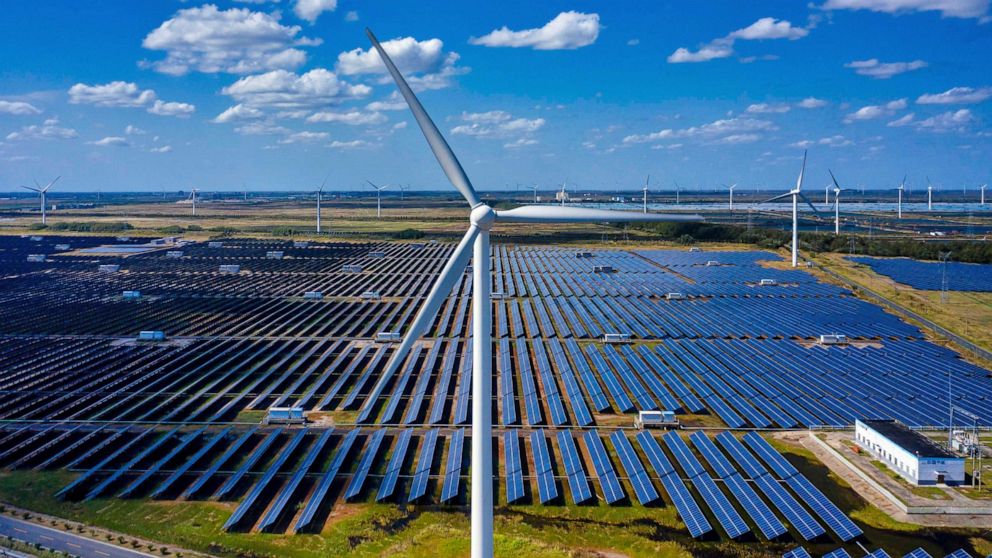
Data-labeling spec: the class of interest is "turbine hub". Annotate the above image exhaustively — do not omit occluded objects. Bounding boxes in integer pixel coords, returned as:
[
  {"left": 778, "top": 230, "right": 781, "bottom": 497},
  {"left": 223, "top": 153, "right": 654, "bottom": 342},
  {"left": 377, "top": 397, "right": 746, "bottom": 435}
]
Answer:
[{"left": 470, "top": 204, "right": 496, "bottom": 230}]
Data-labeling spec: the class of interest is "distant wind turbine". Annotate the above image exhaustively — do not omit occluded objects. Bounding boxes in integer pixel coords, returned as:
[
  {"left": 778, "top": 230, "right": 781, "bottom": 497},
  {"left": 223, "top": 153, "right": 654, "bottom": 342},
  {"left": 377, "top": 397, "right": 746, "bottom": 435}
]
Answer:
[
  {"left": 897, "top": 176, "right": 906, "bottom": 219},
  {"left": 674, "top": 181, "right": 681, "bottom": 205},
  {"left": 399, "top": 183, "right": 410, "bottom": 202},
  {"left": 358, "top": 27, "right": 703, "bottom": 558},
  {"left": 528, "top": 184, "right": 539, "bottom": 203},
  {"left": 188, "top": 188, "right": 199, "bottom": 217},
  {"left": 366, "top": 181, "right": 388, "bottom": 218},
  {"left": 762, "top": 151, "right": 818, "bottom": 267},
  {"left": 642, "top": 175, "right": 650, "bottom": 214},
  {"left": 559, "top": 178, "right": 567, "bottom": 206},
  {"left": 315, "top": 178, "right": 327, "bottom": 233},
  {"left": 828, "top": 169, "right": 857, "bottom": 235},
  {"left": 927, "top": 177, "right": 933, "bottom": 211},
  {"left": 825, "top": 184, "right": 831, "bottom": 205},
  {"left": 21, "top": 176, "right": 60, "bottom": 225},
  {"left": 728, "top": 183, "right": 737, "bottom": 212}
]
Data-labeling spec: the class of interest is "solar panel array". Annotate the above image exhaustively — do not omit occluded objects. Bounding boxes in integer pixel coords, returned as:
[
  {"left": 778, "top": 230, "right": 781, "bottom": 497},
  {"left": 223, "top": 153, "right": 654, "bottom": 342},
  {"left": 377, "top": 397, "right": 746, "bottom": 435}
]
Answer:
[{"left": 849, "top": 256, "right": 992, "bottom": 292}]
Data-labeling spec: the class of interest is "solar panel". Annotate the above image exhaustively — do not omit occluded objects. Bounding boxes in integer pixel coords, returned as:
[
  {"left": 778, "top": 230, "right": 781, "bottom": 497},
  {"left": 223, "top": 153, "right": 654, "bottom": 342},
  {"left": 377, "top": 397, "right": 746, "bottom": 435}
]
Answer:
[
  {"left": 902, "top": 549, "right": 933, "bottom": 558},
  {"left": 152, "top": 427, "right": 231, "bottom": 499},
  {"left": 530, "top": 430, "right": 558, "bottom": 504},
  {"left": 225, "top": 428, "right": 308, "bottom": 531},
  {"left": 409, "top": 429, "right": 440, "bottom": 502},
  {"left": 609, "top": 431, "right": 658, "bottom": 505},
  {"left": 752, "top": 474, "right": 825, "bottom": 541},
  {"left": 585, "top": 345, "right": 634, "bottom": 412},
  {"left": 532, "top": 340, "right": 569, "bottom": 426},
  {"left": 785, "top": 474, "right": 863, "bottom": 541},
  {"left": 662, "top": 432, "right": 706, "bottom": 479},
  {"left": 294, "top": 428, "right": 360, "bottom": 533},
  {"left": 635, "top": 431, "right": 675, "bottom": 477},
  {"left": 377, "top": 429, "right": 413, "bottom": 502},
  {"left": 345, "top": 429, "right": 386, "bottom": 500},
  {"left": 865, "top": 550, "right": 892, "bottom": 558},
  {"left": 742, "top": 432, "right": 799, "bottom": 480},
  {"left": 86, "top": 428, "right": 179, "bottom": 501},
  {"left": 182, "top": 427, "right": 258, "bottom": 499},
  {"left": 782, "top": 548, "right": 813, "bottom": 558},
  {"left": 659, "top": 473, "right": 712, "bottom": 538},
  {"left": 441, "top": 428, "right": 465, "bottom": 502},
  {"left": 688, "top": 431, "right": 737, "bottom": 479},
  {"left": 690, "top": 473, "right": 749, "bottom": 539},
  {"left": 555, "top": 430, "right": 592, "bottom": 504},
  {"left": 546, "top": 338, "right": 593, "bottom": 426},
  {"left": 259, "top": 428, "right": 334, "bottom": 532},
  {"left": 121, "top": 428, "right": 205, "bottom": 498},
  {"left": 722, "top": 473, "right": 786, "bottom": 540},
  {"left": 714, "top": 432, "right": 767, "bottom": 480},
  {"left": 822, "top": 549, "right": 852, "bottom": 558},
  {"left": 504, "top": 432, "right": 525, "bottom": 504},
  {"left": 215, "top": 428, "right": 284, "bottom": 501},
  {"left": 943, "top": 550, "right": 973, "bottom": 558},
  {"left": 583, "top": 431, "right": 625, "bottom": 504}
]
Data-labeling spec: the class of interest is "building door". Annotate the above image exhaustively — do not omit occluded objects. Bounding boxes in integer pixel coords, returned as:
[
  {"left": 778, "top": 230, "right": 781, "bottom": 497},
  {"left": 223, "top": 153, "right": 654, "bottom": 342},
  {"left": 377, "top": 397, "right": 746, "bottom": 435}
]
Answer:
[{"left": 936, "top": 473, "right": 945, "bottom": 484}]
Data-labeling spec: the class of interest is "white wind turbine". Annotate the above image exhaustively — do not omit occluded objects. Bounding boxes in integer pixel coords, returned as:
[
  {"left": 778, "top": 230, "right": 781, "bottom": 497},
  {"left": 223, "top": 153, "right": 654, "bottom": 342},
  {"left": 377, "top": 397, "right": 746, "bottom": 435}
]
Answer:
[
  {"left": 980, "top": 184, "right": 987, "bottom": 205},
  {"left": 674, "top": 180, "right": 681, "bottom": 205},
  {"left": 188, "top": 188, "right": 199, "bottom": 217},
  {"left": 315, "top": 178, "right": 326, "bottom": 233},
  {"left": 398, "top": 183, "right": 410, "bottom": 203},
  {"left": 642, "top": 175, "right": 650, "bottom": 214},
  {"left": 559, "top": 178, "right": 567, "bottom": 206},
  {"left": 528, "top": 184, "right": 539, "bottom": 203},
  {"left": 828, "top": 169, "right": 858, "bottom": 235},
  {"left": 762, "top": 151, "right": 818, "bottom": 267},
  {"left": 366, "top": 181, "right": 388, "bottom": 218},
  {"left": 927, "top": 177, "right": 933, "bottom": 211},
  {"left": 728, "top": 183, "right": 737, "bottom": 212},
  {"left": 897, "top": 175, "right": 906, "bottom": 219},
  {"left": 824, "top": 183, "right": 831, "bottom": 205},
  {"left": 360, "top": 28, "right": 702, "bottom": 558},
  {"left": 21, "top": 176, "right": 60, "bottom": 225}
]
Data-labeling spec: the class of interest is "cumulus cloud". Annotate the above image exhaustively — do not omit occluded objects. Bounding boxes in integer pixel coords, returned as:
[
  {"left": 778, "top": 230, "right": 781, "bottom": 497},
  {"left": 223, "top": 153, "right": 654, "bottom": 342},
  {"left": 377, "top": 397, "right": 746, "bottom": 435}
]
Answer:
[
  {"left": 844, "top": 59, "right": 927, "bottom": 79},
  {"left": 503, "top": 138, "right": 539, "bottom": 149},
  {"left": 915, "top": 109, "right": 974, "bottom": 132},
  {"left": 623, "top": 116, "right": 777, "bottom": 144},
  {"left": 746, "top": 103, "right": 791, "bottom": 113},
  {"left": 278, "top": 130, "right": 329, "bottom": 143},
  {"left": 68, "top": 81, "right": 195, "bottom": 117},
  {"left": 887, "top": 113, "right": 916, "bottom": 127},
  {"left": 141, "top": 5, "right": 319, "bottom": 75},
  {"left": 798, "top": 97, "right": 829, "bottom": 108},
  {"left": 917, "top": 86, "right": 992, "bottom": 104},
  {"left": 6, "top": 117, "right": 78, "bottom": 141},
  {"left": 821, "top": 0, "right": 990, "bottom": 20},
  {"left": 306, "top": 110, "right": 386, "bottom": 125},
  {"left": 450, "top": 110, "right": 546, "bottom": 139},
  {"left": 345, "top": 11, "right": 359, "bottom": 22},
  {"left": 365, "top": 95, "right": 407, "bottom": 112},
  {"left": 89, "top": 136, "right": 129, "bottom": 147},
  {"left": 844, "top": 98, "right": 907, "bottom": 122},
  {"left": 149, "top": 145, "right": 173, "bottom": 153},
  {"left": 328, "top": 139, "right": 374, "bottom": 149},
  {"left": 336, "top": 37, "right": 468, "bottom": 90},
  {"left": 668, "top": 17, "right": 808, "bottom": 64},
  {"left": 294, "top": 0, "right": 336, "bottom": 23},
  {"left": 0, "top": 101, "right": 42, "bottom": 115},
  {"left": 234, "top": 121, "right": 291, "bottom": 135},
  {"left": 213, "top": 104, "right": 265, "bottom": 123},
  {"left": 221, "top": 68, "right": 370, "bottom": 110},
  {"left": 125, "top": 125, "right": 146, "bottom": 135},
  {"left": 469, "top": 11, "right": 600, "bottom": 50}
]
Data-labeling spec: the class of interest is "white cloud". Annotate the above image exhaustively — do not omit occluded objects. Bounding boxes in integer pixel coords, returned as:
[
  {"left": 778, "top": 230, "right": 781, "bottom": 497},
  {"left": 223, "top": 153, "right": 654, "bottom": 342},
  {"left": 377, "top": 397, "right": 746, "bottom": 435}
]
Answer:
[
  {"left": 234, "top": 121, "right": 291, "bottom": 135},
  {"left": 450, "top": 110, "right": 545, "bottom": 138},
  {"left": 844, "top": 59, "right": 927, "bottom": 79},
  {"left": 336, "top": 37, "right": 467, "bottom": 90},
  {"left": 746, "top": 103, "right": 791, "bottom": 113},
  {"left": 716, "top": 134, "right": 762, "bottom": 144},
  {"left": 392, "top": 121, "right": 407, "bottom": 130},
  {"left": 278, "top": 130, "right": 329, "bottom": 143},
  {"left": 141, "top": 5, "right": 318, "bottom": 76},
  {"left": 294, "top": 0, "right": 336, "bottom": 23},
  {"left": 6, "top": 117, "right": 78, "bottom": 141},
  {"left": 915, "top": 109, "right": 974, "bottom": 132},
  {"left": 125, "top": 125, "right": 146, "bottom": 135},
  {"left": 887, "top": 113, "right": 916, "bottom": 126},
  {"left": 0, "top": 101, "right": 42, "bottom": 115},
  {"left": 213, "top": 104, "right": 265, "bottom": 123},
  {"left": 68, "top": 81, "right": 195, "bottom": 117},
  {"left": 623, "top": 116, "right": 776, "bottom": 144},
  {"left": 328, "top": 139, "right": 373, "bottom": 149},
  {"left": 627, "top": 38, "right": 640, "bottom": 46},
  {"left": 221, "top": 68, "right": 370, "bottom": 109},
  {"left": 668, "top": 17, "right": 809, "bottom": 64},
  {"left": 345, "top": 11, "right": 359, "bottom": 22},
  {"left": 917, "top": 86, "right": 992, "bottom": 104},
  {"left": 365, "top": 96, "right": 407, "bottom": 111},
  {"left": 844, "top": 98, "right": 907, "bottom": 122},
  {"left": 306, "top": 110, "right": 387, "bottom": 125},
  {"left": 89, "top": 136, "right": 129, "bottom": 147},
  {"left": 818, "top": 134, "right": 854, "bottom": 147},
  {"left": 503, "top": 138, "right": 539, "bottom": 149},
  {"left": 821, "top": 0, "right": 990, "bottom": 20},
  {"left": 798, "top": 97, "right": 829, "bottom": 108},
  {"left": 469, "top": 11, "right": 600, "bottom": 50},
  {"left": 149, "top": 145, "right": 173, "bottom": 153}
]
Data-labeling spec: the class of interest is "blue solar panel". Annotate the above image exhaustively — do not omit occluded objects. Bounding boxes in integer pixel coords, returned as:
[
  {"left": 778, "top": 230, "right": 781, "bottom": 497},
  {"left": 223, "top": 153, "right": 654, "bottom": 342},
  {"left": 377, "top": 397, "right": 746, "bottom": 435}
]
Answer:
[
  {"left": 714, "top": 432, "right": 767, "bottom": 480},
  {"left": 822, "top": 549, "right": 852, "bottom": 558},
  {"left": 556, "top": 430, "right": 592, "bottom": 504},
  {"left": 225, "top": 428, "right": 308, "bottom": 531},
  {"left": 498, "top": 339, "right": 517, "bottom": 425},
  {"left": 662, "top": 432, "right": 706, "bottom": 479},
  {"left": 530, "top": 430, "right": 559, "bottom": 504},
  {"left": 752, "top": 475, "right": 825, "bottom": 541},
  {"left": 294, "top": 428, "right": 360, "bottom": 533},
  {"left": 585, "top": 345, "right": 635, "bottom": 412},
  {"left": 943, "top": 550, "right": 973, "bottom": 558},
  {"left": 565, "top": 339, "right": 610, "bottom": 412},
  {"left": 345, "top": 429, "right": 386, "bottom": 500},
  {"left": 217, "top": 428, "right": 286, "bottom": 501},
  {"left": 259, "top": 428, "right": 334, "bottom": 532},
  {"left": 865, "top": 550, "right": 892, "bottom": 558},
  {"left": 690, "top": 473, "right": 750, "bottom": 539},
  {"left": 429, "top": 342, "right": 459, "bottom": 425},
  {"left": 182, "top": 427, "right": 257, "bottom": 499},
  {"left": 785, "top": 474, "right": 863, "bottom": 541},
  {"left": 782, "top": 548, "right": 813, "bottom": 558},
  {"left": 902, "top": 549, "right": 933, "bottom": 558},
  {"left": 441, "top": 429, "right": 465, "bottom": 502},
  {"left": 85, "top": 428, "right": 179, "bottom": 501},
  {"left": 635, "top": 431, "right": 675, "bottom": 477},
  {"left": 516, "top": 340, "right": 544, "bottom": 425},
  {"left": 546, "top": 339, "right": 593, "bottom": 426},
  {"left": 409, "top": 429, "right": 439, "bottom": 502},
  {"left": 454, "top": 340, "right": 473, "bottom": 424},
  {"left": 121, "top": 428, "right": 204, "bottom": 498},
  {"left": 742, "top": 432, "right": 799, "bottom": 480},
  {"left": 722, "top": 473, "right": 786, "bottom": 540},
  {"left": 377, "top": 429, "right": 413, "bottom": 502},
  {"left": 152, "top": 427, "right": 231, "bottom": 499},
  {"left": 504, "top": 432, "right": 525, "bottom": 504},
  {"left": 532, "top": 340, "right": 569, "bottom": 426},
  {"left": 659, "top": 473, "right": 712, "bottom": 538},
  {"left": 609, "top": 431, "right": 658, "bottom": 505},
  {"left": 688, "top": 432, "right": 737, "bottom": 479},
  {"left": 583, "top": 431, "right": 625, "bottom": 504}
]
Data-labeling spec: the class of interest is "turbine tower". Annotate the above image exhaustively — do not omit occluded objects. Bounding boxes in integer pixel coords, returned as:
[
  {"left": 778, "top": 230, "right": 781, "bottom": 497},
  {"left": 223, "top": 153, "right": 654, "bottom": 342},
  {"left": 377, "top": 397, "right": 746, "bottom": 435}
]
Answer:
[
  {"left": 642, "top": 175, "right": 650, "bottom": 214},
  {"left": 927, "top": 177, "right": 933, "bottom": 211},
  {"left": 315, "top": 178, "right": 326, "bottom": 233},
  {"left": 825, "top": 184, "right": 831, "bottom": 205},
  {"left": 367, "top": 181, "right": 388, "bottom": 218},
  {"left": 897, "top": 176, "right": 905, "bottom": 219},
  {"left": 981, "top": 184, "right": 987, "bottom": 205},
  {"left": 188, "top": 188, "right": 199, "bottom": 217},
  {"left": 828, "top": 169, "right": 856, "bottom": 235},
  {"left": 528, "top": 184, "right": 539, "bottom": 203},
  {"left": 399, "top": 184, "right": 410, "bottom": 202},
  {"left": 762, "top": 151, "right": 817, "bottom": 267},
  {"left": 674, "top": 181, "right": 681, "bottom": 205},
  {"left": 728, "top": 183, "right": 737, "bottom": 212},
  {"left": 559, "top": 178, "right": 567, "bottom": 206},
  {"left": 361, "top": 28, "right": 703, "bottom": 558},
  {"left": 21, "top": 176, "right": 60, "bottom": 225}
]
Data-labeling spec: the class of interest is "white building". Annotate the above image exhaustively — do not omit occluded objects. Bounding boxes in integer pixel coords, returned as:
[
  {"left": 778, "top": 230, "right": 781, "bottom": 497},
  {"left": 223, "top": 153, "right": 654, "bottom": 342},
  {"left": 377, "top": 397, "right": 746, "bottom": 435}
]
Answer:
[{"left": 855, "top": 419, "right": 965, "bottom": 486}]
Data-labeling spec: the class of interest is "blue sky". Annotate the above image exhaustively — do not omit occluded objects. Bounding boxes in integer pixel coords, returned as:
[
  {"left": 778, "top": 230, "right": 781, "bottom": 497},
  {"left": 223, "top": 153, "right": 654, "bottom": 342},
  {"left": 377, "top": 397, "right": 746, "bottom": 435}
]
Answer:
[{"left": 1, "top": 0, "right": 990, "bottom": 192}]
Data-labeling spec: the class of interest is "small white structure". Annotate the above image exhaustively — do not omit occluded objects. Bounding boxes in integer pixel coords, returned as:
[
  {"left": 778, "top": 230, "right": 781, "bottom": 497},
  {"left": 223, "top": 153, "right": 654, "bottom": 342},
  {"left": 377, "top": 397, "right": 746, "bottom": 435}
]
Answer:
[
  {"left": 603, "top": 333, "right": 631, "bottom": 344},
  {"left": 368, "top": 250, "right": 386, "bottom": 258},
  {"left": 635, "top": 410, "right": 679, "bottom": 429},
  {"left": 359, "top": 291, "right": 382, "bottom": 300},
  {"left": 26, "top": 254, "right": 46, "bottom": 262},
  {"left": 665, "top": 292, "right": 686, "bottom": 301},
  {"left": 688, "top": 247, "right": 702, "bottom": 252},
  {"left": 166, "top": 250, "right": 184, "bottom": 258},
  {"left": 293, "top": 241, "right": 309, "bottom": 248},
  {"left": 99, "top": 264, "right": 121, "bottom": 273},
  {"left": 122, "top": 290, "right": 141, "bottom": 300},
  {"left": 303, "top": 291, "right": 324, "bottom": 300},
  {"left": 116, "top": 236, "right": 131, "bottom": 242},
  {"left": 266, "top": 250, "right": 284, "bottom": 259},
  {"left": 342, "top": 264, "right": 363, "bottom": 273},
  {"left": 376, "top": 331, "right": 402, "bottom": 343},
  {"left": 219, "top": 264, "right": 240, "bottom": 273},
  {"left": 54, "top": 243, "right": 70, "bottom": 251},
  {"left": 266, "top": 407, "right": 305, "bottom": 424},
  {"left": 593, "top": 265, "right": 615, "bottom": 273},
  {"left": 705, "top": 260, "right": 721, "bottom": 266},
  {"left": 208, "top": 241, "right": 224, "bottom": 248},
  {"left": 138, "top": 330, "right": 166, "bottom": 341},
  {"left": 855, "top": 419, "right": 965, "bottom": 486},
  {"left": 819, "top": 334, "right": 849, "bottom": 345},
  {"left": 29, "top": 236, "right": 43, "bottom": 242},
  {"left": 758, "top": 278, "right": 778, "bottom": 286}
]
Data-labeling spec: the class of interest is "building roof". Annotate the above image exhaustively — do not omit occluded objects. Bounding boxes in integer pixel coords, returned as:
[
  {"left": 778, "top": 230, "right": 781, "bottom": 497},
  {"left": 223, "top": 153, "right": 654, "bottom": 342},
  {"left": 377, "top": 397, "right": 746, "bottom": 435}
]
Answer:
[{"left": 859, "top": 419, "right": 958, "bottom": 459}]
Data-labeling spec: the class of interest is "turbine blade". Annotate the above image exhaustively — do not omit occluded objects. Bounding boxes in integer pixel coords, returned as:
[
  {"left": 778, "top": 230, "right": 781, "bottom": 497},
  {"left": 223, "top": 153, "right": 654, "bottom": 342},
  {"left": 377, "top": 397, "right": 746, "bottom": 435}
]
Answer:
[
  {"left": 358, "top": 226, "right": 479, "bottom": 414},
  {"left": 795, "top": 150, "right": 807, "bottom": 192},
  {"left": 21, "top": 185, "right": 41, "bottom": 192},
  {"left": 44, "top": 176, "right": 61, "bottom": 192},
  {"left": 828, "top": 169, "right": 841, "bottom": 190},
  {"left": 496, "top": 205, "right": 702, "bottom": 223},
  {"left": 762, "top": 192, "right": 793, "bottom": 203},
  {"left": 366, "top": 28, "right": 480, "bottom": 208},
  {"left": 798, "top": 192, "right": 820, "bottom": 215}
]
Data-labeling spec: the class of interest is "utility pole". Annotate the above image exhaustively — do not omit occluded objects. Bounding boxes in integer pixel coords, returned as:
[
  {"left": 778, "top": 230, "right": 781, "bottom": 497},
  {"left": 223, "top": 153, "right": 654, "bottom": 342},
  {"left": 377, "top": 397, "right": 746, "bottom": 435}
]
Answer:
[{"left": 939, "top": 251, "right": 952, "bottom": 304}]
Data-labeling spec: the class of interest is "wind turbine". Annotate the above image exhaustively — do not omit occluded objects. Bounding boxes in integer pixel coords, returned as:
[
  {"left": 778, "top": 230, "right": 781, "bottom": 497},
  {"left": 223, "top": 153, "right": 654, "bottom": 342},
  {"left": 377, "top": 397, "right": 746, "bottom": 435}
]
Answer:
[
  {"left": 897, "top": 176, "right": 905, "bottom": 219},
  {"left": 188, "top": 188, "right": 199, "bottom": 217},
  {"left": 398, "top": 184, "right": 410, "bottom": 203},
  {"left": 828, "top": 169, "right": 858, "bottom": 235},
  {"left": 559, "top": 178, "right": 567, "bottom": 206},
  {"left": 825, "top": 184, "right": 831, "bottom": 205},
  {"left": 927, "top": 177, "right": 933, "bottom": 211},
  {"left": 642, "top": 175, "right": 650, "bottom": 214},
  {"left": 21, "top": 176, "right": 60, "bottom": 225},
  {"left": 980, "top": 184, "right": 987, "bottom": 206},
  {"left": 528, "top": 184, "right": 539, "bottom": 203},
  {"left": 315, "top": 178, "right": 326, "bottom": 233},
  {"left": 762, "top": 151, "right": 818, "bottom": 267},
  {"left": 366, "top": 181, "right": 388, "bottom": 218},
  {"left": 674, "top": 181, "right": 681, "bottom": 205},
  {"left": 728, "top": 183, "right": 737, "bottom": 212},
  {"left": 360, "top": 28, "right": 702, "bottom": 558}
]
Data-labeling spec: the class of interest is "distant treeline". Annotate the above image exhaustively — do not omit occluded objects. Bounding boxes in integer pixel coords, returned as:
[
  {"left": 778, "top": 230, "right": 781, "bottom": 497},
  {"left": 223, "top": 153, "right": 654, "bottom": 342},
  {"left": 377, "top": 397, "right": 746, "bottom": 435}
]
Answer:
[
  {"left": 30, "top": 221, "right": 134, "bottom": 232},
  {"left": 628, "top": 221, "right": 992, "bottom": 264}
]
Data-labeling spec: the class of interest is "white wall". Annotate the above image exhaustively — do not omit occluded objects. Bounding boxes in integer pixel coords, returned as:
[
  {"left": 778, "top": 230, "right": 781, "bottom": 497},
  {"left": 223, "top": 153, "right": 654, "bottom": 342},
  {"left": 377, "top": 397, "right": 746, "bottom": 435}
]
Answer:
[{"left": 854, "top": 420, "right": 965, "bottom": 486}]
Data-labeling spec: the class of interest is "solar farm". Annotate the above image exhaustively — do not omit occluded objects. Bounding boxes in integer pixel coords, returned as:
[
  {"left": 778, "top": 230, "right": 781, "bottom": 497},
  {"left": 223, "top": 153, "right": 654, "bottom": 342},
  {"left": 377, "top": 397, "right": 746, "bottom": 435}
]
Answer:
[
  {"left": 847, "top": 257, "right": 992, "bottom": 292},
  {"left": 0, "top": 233, "right": 990, "bottom": 558}
]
